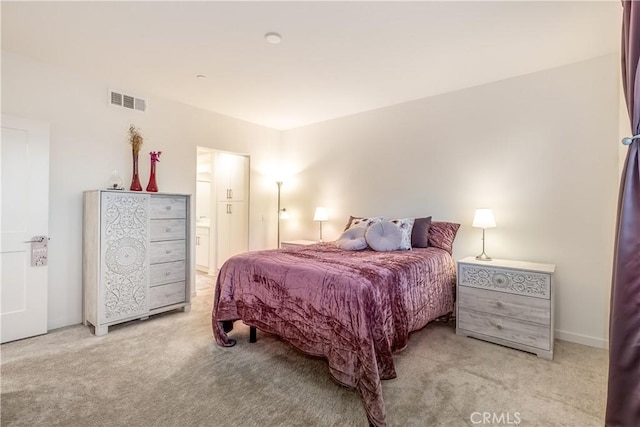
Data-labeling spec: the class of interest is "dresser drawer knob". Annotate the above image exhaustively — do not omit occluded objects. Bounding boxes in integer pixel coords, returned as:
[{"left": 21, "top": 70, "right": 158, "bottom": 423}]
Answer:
[
  {"left": 165, "top": 271, "right": 171, "bottom": 276},
  {"left": 165, "top": 250, "right": 171, "bottom": 254},
  {"left": 165, "top": 206, "right": 172, "bottom": 211},
  {"left": 496, "top": 324, "right": 503, "bottom": 330},
  {"left": 496, "top": 301, "right": 504, "bottom": 308},
  {"left": 165, "top": 227, "right": 171, "bottom": 232}
]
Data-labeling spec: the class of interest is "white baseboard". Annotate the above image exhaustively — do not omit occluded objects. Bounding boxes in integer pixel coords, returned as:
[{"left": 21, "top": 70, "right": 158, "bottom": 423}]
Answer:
[{"left": 555, "top": 329, "right": 608, "bottom": 349}]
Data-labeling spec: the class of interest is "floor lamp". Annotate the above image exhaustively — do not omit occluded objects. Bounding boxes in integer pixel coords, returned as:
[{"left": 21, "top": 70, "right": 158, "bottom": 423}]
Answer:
[
  {"left": 276, "top": 182, "right": 283, "bottom": 248},
  {"left": 276, "top": 181, "right": 289, "bottom": 247}
]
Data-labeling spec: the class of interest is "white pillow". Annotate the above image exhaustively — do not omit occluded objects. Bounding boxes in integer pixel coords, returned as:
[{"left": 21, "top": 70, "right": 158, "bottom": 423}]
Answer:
[
  {"left": 388, "top": 218, "right": 415, "bottom": 250},
  {"left": 335, "top": 227, "right": 368, "bottom": 251},
  {"left": 365, "top": 221, "right": 402, "bottom": 252},
  {"left": 348, "top": 216, "right": 384, "bottom": 230}
]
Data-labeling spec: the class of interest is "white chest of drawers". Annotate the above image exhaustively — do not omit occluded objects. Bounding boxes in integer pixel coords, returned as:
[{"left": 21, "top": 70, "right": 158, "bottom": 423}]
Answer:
[
  {"left": 456, "top": 257, "right": 556, "bottom": 359},
  {"left": 83, "top": 190, "right": 191, "bottom": 336}
]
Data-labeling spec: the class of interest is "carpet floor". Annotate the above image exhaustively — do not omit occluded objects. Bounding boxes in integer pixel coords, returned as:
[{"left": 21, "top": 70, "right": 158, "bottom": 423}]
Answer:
[{"left": 1, "top": 273, "right": 607, "bottom": 426}]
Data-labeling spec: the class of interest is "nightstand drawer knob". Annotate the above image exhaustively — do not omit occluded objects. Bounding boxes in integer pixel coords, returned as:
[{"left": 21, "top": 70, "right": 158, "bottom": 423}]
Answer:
[
  {"left": 496, "top": 324, "right": 503, "bottom": 330},
  {"left": 492, "top": 273, "right": 509, "bottom": 287},
  {"left": 496, "top": 301, "right": 504, "bottom": 308}
]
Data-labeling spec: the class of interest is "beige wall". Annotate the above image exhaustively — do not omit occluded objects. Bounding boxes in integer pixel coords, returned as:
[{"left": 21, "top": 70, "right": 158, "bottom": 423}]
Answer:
[
  {"left": 2, "top": 51, "right": 621, "bottom": 347},
  {"left": 280, "top": 55, "right": 620, "bottom": 348},
  {"left": 1, "top": 52, "right": 281, "bottom": 330}
]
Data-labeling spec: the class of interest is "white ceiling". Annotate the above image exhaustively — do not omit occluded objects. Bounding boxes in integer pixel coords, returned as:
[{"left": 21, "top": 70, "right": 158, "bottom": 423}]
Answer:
[{"left": 1, "top": 1, "right": 621, "bottom": 130}]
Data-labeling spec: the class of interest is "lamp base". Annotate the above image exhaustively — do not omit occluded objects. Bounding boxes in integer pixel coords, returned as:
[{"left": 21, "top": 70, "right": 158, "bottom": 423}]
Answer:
[{"left": 475, "top": 252, "right": 492, "bottom": 261}]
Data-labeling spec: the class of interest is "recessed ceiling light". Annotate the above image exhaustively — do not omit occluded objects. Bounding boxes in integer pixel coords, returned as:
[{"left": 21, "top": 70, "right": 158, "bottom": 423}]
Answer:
[
  {"left": 196, "top": 74, "right": 206, "bottom": 79},
  {"left": 265, "top": 32, "right": 282, "bottom": 44}
]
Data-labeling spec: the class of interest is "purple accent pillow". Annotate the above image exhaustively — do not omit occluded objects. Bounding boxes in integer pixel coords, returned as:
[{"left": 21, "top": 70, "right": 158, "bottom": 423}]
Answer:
[
  {"left": 428, "top": 221, "right": 461, "bottom": 254},
  {"left": 411, "top": 216, "right": 432, "bottom": 248}
]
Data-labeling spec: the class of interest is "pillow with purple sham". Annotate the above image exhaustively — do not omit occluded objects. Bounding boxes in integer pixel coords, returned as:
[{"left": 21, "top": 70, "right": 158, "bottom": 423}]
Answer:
[
  {"left": 427, "top": 221, "right": 461, "bottom": 254},
  {"left": 344, "top": 215, "right": 363, "bottom": 231},
  {"left": 411, "top": 216, "right": 432, "bottom": 248}
]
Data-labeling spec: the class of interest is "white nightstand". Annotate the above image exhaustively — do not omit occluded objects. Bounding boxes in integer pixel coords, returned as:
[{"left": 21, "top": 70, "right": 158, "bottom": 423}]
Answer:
[
  {"left": 456, "top": 257, "right": 556, "bottom": 359},
  {"left": 280, "top": 240, "right": 318, "bottom": 248}
]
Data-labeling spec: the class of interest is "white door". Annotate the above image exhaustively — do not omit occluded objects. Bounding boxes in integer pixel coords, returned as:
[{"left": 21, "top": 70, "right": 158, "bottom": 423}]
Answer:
[
  {"left": 195, "top": 227, "right": 209, "bottom": 269},
  {"left": 228, "top": 201, "right": 248, "bottom": 258},
  {"left": 216, "top": 202, "right": 231, "bottom": 268},
  {"left": 227, "top": 154, "right": 247, "bottom": 201},
  {"left": 0, "top": 115, "right": 50, "bottom": 343}
]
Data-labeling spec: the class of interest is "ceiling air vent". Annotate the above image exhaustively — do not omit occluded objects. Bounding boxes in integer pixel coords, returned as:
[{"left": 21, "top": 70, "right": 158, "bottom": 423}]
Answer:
[{"left": 109, "top": 90, "right": 147, "bottom": 112}]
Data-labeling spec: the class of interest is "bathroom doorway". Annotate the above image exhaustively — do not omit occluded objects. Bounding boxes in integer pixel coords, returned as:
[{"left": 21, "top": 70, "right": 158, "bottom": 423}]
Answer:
[{"left": 195, "top": 147, "right": 249, "bottom": 291}]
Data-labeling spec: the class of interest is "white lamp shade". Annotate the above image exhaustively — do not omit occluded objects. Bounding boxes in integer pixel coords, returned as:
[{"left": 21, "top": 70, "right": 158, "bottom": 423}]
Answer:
[
  {"left": 313, "top": 207, "right": 328, "bottom": 221},
  {"left": 472, "top": 209, "right": 496, "bottom": 229}
]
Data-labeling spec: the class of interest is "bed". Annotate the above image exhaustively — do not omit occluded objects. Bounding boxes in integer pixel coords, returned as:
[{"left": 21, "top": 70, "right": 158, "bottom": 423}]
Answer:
[{"left": 212, "top": 223, "right": 458, "bottom": 426}]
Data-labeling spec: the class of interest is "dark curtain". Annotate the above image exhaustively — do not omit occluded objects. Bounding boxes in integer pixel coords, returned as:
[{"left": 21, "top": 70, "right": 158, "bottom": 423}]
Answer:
[{"left": 606, "top": 1, "right": 640, "bottom": 426}]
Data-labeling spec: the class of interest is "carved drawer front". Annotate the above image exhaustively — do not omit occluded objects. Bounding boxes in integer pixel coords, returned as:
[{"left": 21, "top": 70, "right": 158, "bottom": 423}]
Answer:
[
  {"left": 150, "top": 219, "right": 186, "bottom": 242},
  {"left": 100, "top": 192, "right": 149, "bottom": 323},
  {"left": 149, "top": 281, "right": 186, "bottom": 310},
  {"left": 458, "top": 309, "right": 550, "bottom": 351},
  {"left": 149, "top": 196, "right": 187, "bottom": 219},
  {"left": 150, "top": 261, "right": 186, "bottom": 286},
  {"left": 458, "top": 286, "right": 550, "bottom": 325},
  {"left": 150, "top": 240, "right": 186, "bottom": 264},
  {"left": 459, "top": 265, "right": 550, "bottom": 299}
]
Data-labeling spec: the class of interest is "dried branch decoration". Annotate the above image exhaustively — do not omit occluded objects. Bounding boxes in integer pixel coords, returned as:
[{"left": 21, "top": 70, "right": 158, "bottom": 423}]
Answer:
[{"left": 128, "top": 125, "right": 144, "bottom": 154}]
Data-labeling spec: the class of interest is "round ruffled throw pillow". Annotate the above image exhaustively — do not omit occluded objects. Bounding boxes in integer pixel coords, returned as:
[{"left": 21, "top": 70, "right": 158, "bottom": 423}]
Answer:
[
  {"left": 335, "top": 226, "right": 368, "bottom": 250},
  {"left": 365, "top": 221, "right": 402, "bottom": 251}
]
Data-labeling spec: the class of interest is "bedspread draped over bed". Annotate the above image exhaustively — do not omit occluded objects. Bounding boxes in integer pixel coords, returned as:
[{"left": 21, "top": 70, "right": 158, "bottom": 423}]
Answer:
[{"left": 212, "top": 243, "right": 456, "bottom": 426}]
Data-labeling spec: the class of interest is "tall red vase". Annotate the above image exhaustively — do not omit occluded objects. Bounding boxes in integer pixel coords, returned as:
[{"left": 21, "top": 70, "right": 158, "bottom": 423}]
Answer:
[
  {"left": 129, "top": 151, "right": 142, "bottom": 191},
  {"left": 146, "top": 162, "right": 158, "bottom": 192},
  {"left": 146, "top": 151, "right": 161, "bottom": 192}
]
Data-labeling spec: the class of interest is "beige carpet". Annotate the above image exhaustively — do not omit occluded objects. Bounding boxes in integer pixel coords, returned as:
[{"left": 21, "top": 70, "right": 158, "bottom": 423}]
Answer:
[{"left": 1, "top": 273, "right": 607, "bottom": 426}]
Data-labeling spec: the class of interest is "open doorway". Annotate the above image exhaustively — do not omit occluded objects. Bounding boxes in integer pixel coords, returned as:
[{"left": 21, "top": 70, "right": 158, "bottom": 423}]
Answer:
[{"left": 195, "top": 147, "right": 249, "bottom": 291}]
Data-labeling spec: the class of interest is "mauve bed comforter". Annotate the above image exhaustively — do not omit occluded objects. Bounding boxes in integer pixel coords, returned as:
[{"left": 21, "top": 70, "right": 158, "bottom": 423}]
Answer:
[{"left": 212, "top": 243, "right": 456, "bottom": 426}]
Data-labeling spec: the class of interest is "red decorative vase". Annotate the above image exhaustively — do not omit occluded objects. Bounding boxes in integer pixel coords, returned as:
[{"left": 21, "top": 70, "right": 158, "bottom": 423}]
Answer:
[
  {"left": 146, "top": 151, "right": 161, "bottom": 192},
  {"left": 129, "top": 151, "right": 143, "bottom": 191}
]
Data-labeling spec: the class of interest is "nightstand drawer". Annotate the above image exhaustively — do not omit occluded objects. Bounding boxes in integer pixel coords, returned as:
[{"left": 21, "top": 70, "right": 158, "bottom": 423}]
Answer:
[
  {"left": 458, "top": 309, "right": 550, "bottom": 351},
  {"left": 458, "top": 286, "right": 550, "bottom": 325},
  {"left": 459, "top": 264, "right": 550, "bottom": 299}
]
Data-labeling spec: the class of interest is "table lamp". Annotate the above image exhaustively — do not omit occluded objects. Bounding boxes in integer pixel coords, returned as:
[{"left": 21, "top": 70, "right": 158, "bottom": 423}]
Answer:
[
  {"left": 472, "top": 208, "right": 496, "bottom": 261},
  {"left": 313, "top": 207, "right": 328, "bottom": 242}
]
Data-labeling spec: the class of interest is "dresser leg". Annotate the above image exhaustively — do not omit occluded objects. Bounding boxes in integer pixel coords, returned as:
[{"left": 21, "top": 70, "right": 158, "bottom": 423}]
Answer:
[
  {"left": 537, "top": 350, "right": 554, "bottom": 360},
  {"left": 182, "top": 305, "right": 191, "bottom": 313},
  {"left": 95, "top": 325, "right": 108, "bottom": 336}
]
